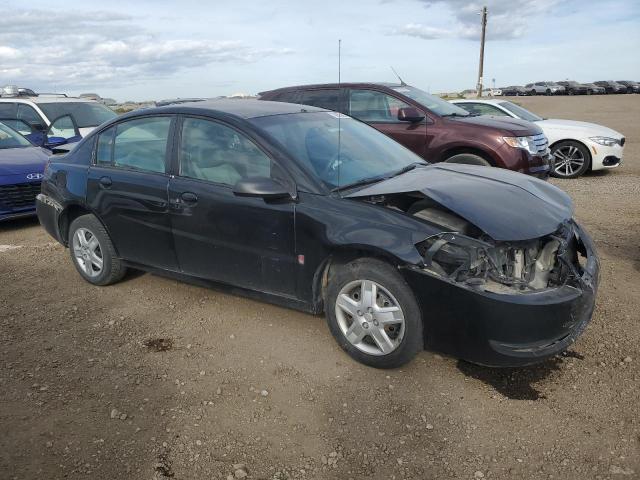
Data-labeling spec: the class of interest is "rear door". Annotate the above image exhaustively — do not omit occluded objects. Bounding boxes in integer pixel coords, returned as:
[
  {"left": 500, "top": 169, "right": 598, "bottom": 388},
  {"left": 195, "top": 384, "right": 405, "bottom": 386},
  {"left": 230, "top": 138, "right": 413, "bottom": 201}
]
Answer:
[
  {"left": 86, "top": 115, "right": 178, "bottom": 270},
  {"left": 347, "top": 88, "right": 427, "bottom": 157},
  {"left": 168, "top": 116, "right": 297, "bottom": 295}
]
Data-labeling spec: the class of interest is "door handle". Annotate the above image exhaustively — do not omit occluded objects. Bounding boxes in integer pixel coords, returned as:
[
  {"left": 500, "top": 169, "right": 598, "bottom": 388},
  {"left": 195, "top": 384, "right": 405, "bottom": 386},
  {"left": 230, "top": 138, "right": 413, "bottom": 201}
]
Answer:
[
  {"left": 99, "top": 176, "right": 112, "bottom": 188},
  {"left": 180, "top": 192, "right": 198, "bottom": 204}
]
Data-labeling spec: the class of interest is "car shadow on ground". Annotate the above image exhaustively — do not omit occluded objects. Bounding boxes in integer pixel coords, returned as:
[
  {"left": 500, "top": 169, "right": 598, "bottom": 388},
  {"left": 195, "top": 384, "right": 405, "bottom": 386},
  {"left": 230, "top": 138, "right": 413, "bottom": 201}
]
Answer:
[
  {"left": 456, "top": 350, "right": 584, "bottom": 400},
  {"left": 0, "top": 216, "right": 39, "bottom": 232}
]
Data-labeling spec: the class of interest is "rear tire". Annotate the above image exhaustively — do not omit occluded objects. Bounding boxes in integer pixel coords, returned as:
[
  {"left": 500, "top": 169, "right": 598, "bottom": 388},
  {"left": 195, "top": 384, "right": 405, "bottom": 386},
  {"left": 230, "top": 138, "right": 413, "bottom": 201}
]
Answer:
[
  {"left": 325, "top": 258, "right": 423, "bottom": 369},
  {"left": 444, "top": 153, "right": 491, "bottom": 167},
  {"left": 68, "top": 214, "right": 126, "bottom": 286}
]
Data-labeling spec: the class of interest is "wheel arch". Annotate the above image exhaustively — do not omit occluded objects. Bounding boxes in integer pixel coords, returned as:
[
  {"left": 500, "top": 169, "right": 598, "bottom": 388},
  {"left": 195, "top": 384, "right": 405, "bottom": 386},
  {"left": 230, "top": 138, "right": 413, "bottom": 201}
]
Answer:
[
  {"left": 58, "top": 204, "right": 116, "bottom": 252},
  {"left": 310, "top": 247, "right": 407, "bottom": 314},
  {"left": 439, "top": 146, "right": 497, "bottom": 166}
]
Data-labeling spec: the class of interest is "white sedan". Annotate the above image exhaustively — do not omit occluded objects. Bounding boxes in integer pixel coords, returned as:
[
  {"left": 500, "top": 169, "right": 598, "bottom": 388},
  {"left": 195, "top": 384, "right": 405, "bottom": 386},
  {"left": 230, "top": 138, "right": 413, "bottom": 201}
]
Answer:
[{"left": 451, "top": 99, "right": 625, "bottom": 178}]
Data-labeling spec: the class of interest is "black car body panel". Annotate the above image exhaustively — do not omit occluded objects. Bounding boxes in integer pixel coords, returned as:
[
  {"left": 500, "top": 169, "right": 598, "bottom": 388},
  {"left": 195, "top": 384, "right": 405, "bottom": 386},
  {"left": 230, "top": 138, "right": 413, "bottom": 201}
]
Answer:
[
  {"left": 37, "top": 100, "right": 598, "bottom": 367},
  {"left": 346, "top": 164, "right": 573, "bottom": 241}
]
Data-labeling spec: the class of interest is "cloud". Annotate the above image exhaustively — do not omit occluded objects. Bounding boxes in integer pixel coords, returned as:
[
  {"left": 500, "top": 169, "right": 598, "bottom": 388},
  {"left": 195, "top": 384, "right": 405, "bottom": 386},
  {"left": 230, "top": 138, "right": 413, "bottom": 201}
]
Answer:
[
  {"left": 0, "top": 9, "right": 293, "bottom": 90},
  {"left": 394, "top": 0, "right": 562, "bottom": 40}
]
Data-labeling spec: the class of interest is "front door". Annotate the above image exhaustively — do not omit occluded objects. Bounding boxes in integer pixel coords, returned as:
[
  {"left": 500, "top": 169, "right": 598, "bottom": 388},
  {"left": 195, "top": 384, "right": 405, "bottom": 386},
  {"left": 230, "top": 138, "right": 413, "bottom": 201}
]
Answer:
[
  {"left": 348, "top": 88, "right": 428, "bottom": 158},
  {"left": 86, "top": 115, "right": 178, "bottom": 270},
  {"left": 168, "top": 116, "right": 296, "bottom": 296}
]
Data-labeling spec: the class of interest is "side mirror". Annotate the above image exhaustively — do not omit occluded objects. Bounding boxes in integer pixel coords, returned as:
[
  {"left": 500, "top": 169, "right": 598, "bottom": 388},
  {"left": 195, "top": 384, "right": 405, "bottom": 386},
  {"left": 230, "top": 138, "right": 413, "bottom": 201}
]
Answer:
[
  {"left": 29, "top": 122, "right": 46, "bottom": 132},
  {"left": 397, "top": 107, "right": 425, "bottom": 123},
  {"left": 233, "top": 177, "right": 292, "bottom": 200}
]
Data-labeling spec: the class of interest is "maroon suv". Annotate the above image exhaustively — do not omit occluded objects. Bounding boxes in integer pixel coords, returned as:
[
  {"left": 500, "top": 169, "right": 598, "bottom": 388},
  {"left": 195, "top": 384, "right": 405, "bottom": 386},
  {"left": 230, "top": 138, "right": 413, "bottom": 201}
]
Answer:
[{"left": 259, "top": 82, "right": 552, "bottom": 177}]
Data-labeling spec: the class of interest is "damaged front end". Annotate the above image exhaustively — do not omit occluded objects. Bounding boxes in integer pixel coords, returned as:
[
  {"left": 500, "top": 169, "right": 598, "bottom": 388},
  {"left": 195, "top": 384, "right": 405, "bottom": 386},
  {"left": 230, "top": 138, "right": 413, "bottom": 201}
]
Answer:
[
  {"left": 416, "top": 221, "right": 591, "bottom": 295},
  {"left": 361, "top": 191, "right": 599, "bottom": 366}
]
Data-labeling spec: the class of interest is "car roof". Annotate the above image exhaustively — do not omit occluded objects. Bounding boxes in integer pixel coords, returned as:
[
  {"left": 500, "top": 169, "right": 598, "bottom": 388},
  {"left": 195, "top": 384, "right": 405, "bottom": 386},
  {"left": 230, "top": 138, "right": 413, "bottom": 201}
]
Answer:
[
  {"left": 0, "top": 96, "right": 101, "bottom": 104},
  {"left": 127, "top": 99, "right": 328, "bottom": 120},
  {"left": 259, "top": 82, "right": 403, "bottom": 95}
]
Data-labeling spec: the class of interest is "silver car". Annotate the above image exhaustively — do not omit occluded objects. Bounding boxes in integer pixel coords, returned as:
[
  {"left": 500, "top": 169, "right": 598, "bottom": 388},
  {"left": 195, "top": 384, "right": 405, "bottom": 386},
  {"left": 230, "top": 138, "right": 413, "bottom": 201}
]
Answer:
[{"left": 524, "top": 82, "right": 566, "bottom": 96}]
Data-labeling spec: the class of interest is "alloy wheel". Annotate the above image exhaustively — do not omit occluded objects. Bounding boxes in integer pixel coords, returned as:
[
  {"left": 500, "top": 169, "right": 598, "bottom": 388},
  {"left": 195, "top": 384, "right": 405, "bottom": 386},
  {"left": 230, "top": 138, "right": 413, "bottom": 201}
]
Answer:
[
  {"left": 334, "top": 279, "right": 405, "bottom": 356},
  {"left": 553, "top": 145, "right": 586, "bottom": 177},
  {"left": 72, "top": 227, "right": 104, "bottom": 277}
]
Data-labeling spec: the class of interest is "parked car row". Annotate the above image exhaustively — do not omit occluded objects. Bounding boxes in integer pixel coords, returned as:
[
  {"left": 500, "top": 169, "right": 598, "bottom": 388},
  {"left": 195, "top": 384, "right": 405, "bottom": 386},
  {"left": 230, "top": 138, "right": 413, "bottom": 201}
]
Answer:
[
  {"left": 491, "top": 80, "right": 639, "bottom": 96},
  {"left": 0, "top": 85, "right": 118, "bottom": 220},
  {"left": 259, "top": 81, "right": 624, "bottom": 179},
  {"left": 450, "top": 99, "right": 625, "bottom": 178}
]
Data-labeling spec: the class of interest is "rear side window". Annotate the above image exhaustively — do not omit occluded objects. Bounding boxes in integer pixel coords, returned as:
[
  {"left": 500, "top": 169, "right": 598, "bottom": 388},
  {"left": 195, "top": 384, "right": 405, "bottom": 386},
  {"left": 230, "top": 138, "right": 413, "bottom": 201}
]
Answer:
[
  {"left": 179, "top": 117, "right": 271, "bottom": 186},
  {"left": 349, "top": 89, "right": 411, "bottom": 122},
  {"left": 299, "top": 90, "right": 339, "bottom": 111},
  {"left": 94, "top": 117, "right": 171, "bottom": 173}
]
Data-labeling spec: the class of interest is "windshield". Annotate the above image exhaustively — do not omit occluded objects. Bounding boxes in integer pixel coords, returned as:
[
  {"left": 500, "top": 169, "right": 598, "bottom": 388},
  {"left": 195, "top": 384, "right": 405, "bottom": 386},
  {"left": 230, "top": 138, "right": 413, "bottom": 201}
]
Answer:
[
  {"left": 0, "top": 122, "right": 32, "bottom": 149},
  {"left": 391, "top": 85, "right": 470, "bottom": 117},
  {"left": 38, "top": 102, "right": 117, "bottom": 128},
  {"left": 251, "top": 112, "right": 427, "bottom": 190},
  {"left": 498, "top": 101, "right": 543, "bottom": 122}
]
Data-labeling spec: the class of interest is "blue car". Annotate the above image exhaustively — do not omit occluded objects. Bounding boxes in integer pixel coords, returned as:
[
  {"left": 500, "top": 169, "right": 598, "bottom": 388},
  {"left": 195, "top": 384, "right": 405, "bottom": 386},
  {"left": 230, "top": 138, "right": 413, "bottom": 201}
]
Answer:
[{"left": 0, "top": 122, "right": 50, "bottom": 221}]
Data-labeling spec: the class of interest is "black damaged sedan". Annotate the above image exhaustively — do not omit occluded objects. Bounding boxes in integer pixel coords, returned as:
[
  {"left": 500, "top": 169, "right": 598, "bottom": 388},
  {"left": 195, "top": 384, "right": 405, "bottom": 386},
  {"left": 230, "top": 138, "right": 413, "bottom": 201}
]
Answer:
[{"left": 36, "top": 100, "right": 599, "bottom": 368}]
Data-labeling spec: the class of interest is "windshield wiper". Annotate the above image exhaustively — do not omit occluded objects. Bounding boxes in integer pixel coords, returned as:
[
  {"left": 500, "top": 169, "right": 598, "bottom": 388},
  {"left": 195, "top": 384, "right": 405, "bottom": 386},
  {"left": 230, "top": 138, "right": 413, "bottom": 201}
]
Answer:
[
  {"left": 332, "top": 174, "right": 390, "bottom": 193},
  {"left": 387, "top": 161, "right": 427, "bottom": 178},
  {"left": 332, "top": 162, "right": 427, "bottom": 193}
]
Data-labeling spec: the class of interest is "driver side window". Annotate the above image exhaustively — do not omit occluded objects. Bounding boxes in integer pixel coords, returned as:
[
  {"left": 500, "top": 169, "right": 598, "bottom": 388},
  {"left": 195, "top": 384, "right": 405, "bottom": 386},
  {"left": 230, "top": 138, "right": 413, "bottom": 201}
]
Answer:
[
  {"left": 349, "top": 90, "right": 411, "bottom": 122},
  {"left": 179, "top": 117, "right": 271, "bottom": 186}
]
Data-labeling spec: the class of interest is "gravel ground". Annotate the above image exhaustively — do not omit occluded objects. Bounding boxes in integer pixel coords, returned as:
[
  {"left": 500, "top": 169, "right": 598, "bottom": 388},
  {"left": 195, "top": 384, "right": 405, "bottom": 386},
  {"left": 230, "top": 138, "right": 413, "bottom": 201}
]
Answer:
[{"left": 1, "top": 95, "right": 639, "bottom": 480}]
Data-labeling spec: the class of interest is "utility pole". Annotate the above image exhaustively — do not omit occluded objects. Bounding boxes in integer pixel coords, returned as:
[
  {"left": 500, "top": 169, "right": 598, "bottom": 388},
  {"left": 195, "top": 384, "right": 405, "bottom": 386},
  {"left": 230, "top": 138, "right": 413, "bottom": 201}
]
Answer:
[{"left": 476, "top": 6, "right": 488, "bottom": 98}]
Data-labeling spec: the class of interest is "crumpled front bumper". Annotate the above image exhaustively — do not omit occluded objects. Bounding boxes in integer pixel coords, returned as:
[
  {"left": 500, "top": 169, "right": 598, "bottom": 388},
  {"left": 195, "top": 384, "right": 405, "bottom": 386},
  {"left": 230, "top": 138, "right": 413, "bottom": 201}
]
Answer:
[{"left": 402, "top": 222, "right": 599, "bottom": 367}]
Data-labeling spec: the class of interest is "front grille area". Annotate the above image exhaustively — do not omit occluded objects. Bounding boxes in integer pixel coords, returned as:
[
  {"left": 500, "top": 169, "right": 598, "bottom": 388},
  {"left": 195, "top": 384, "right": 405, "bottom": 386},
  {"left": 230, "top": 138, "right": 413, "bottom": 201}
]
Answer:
[
  {"left": 532, "top": 133, "right": 549, "bottom": 154},
  {"left": 0, "top": 182, "right": 41, "bottom": 210}
]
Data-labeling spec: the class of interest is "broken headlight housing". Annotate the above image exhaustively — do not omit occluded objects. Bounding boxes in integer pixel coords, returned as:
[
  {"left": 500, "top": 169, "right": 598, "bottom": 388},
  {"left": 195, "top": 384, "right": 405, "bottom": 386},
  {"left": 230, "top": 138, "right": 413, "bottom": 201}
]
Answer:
[{"left": 416, "top": 227, "right": 580, "bottom": 294}]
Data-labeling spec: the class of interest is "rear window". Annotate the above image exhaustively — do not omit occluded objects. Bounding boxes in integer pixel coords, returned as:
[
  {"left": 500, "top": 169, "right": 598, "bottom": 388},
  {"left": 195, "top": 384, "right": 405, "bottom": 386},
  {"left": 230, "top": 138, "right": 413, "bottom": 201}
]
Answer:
[{"left": 38, "top": 102, "right": 117, "bottom": 128}]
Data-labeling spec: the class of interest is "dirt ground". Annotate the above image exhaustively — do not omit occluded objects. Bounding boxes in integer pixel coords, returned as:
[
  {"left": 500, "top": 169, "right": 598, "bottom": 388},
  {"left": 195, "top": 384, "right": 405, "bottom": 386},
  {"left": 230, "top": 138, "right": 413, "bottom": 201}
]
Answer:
[{"left": 1, "top": 95, "right": 639, "bottom": 480}]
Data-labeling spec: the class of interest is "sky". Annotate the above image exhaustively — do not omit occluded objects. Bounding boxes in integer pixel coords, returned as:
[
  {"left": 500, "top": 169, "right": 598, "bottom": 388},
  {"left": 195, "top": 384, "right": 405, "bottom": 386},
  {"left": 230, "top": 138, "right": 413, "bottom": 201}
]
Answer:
[{"left": 0, "top": 0, "right": 639, "bottom": 102}]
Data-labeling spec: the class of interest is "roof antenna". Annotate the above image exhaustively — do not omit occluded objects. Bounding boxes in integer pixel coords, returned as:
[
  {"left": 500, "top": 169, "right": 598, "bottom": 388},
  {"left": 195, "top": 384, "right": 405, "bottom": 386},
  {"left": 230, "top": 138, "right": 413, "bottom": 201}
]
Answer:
[
  {"left": 390, "top": 66, "right": 407, "bottom": 86},
  {"left": 337, "top": 38, "right": 342, "bottom": 192}
]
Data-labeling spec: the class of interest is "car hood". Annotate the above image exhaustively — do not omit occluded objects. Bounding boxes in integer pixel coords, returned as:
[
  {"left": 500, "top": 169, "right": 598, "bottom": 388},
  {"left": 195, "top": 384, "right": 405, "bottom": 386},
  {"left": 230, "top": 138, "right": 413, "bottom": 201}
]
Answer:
[
  {"left": 451, "top": 115, "right": 541, "bottom": 135},
  {"left": 535, "top": 119, "right": 623, "bottom": 138},
  {"left": 0, "top": 146, "right": 50, "bottom": 176},
  {"left": 346, "top": 164, "right": 573, "bottom": 241}
]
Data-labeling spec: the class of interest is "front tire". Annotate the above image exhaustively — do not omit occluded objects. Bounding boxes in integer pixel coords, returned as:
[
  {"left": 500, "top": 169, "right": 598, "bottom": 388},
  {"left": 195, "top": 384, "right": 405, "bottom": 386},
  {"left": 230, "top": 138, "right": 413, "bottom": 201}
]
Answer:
[
  {"left": 550, "top": 141, "right": 591, "bottom": 179},
  {"left": 69, "top": 214, "right": 126, "bottom": 286},
  {"left": 325, "top": 258, "right": 423, "bottom": 369}
]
